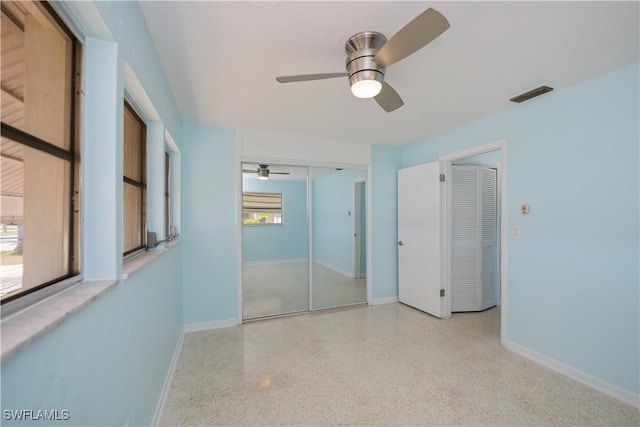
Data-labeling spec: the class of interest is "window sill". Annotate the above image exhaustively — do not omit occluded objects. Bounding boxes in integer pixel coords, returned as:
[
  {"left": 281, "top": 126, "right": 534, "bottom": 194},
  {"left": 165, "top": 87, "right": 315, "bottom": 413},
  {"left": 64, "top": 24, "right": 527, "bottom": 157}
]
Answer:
[
  {"left": 1, "top": 279, "right": 118, "bottom": 363},
  {"left": 1, "top": 239, "right": 181, "bottom": 363},
  {"left": 122, "top": 239, "right": 181, "bottom": 279}
]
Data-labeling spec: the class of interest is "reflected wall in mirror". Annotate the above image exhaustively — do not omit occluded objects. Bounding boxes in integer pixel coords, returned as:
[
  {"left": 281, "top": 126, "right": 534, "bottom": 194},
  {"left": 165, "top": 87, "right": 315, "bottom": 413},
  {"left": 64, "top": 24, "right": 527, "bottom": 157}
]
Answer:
[
  {"left": 310, "top": 167, "right": 366, "bottom": 309},
  {"left": 241, "top": 163, "right": 309, "bottom": 319}
]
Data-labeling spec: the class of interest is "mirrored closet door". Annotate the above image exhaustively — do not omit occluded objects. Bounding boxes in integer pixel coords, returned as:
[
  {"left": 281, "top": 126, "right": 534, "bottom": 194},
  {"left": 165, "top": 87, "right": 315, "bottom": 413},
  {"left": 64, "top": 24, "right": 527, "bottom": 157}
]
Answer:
[
  {"left": 310, "top": 167, "right": 367, "bottom": 310},
  {"left": 241, "top": 163, "right": 309, "bottom": 319},
  {"left": 241, "top": 163, "right": 368, "bottom": 320}
]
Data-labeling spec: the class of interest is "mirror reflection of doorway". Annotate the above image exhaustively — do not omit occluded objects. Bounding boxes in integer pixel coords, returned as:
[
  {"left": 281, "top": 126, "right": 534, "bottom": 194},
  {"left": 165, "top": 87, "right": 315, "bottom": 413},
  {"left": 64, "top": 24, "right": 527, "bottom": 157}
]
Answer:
[
  {"left": 310, "top": 167, "right": 366, "bottom": 310},
  {"left": 354, "top": 180, "right": 366, "bottom": 280},
  {"left": 241, "top": 163, "right": 367, "bottom": 320}
]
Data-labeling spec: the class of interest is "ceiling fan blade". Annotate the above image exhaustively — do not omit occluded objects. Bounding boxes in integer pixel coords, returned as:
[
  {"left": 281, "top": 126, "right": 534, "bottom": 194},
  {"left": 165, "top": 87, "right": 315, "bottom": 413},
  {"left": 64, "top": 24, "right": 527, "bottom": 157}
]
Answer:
[
  {"left": 242, "top": 169, "right": 256, "bottom": 173},
  {"left": 276, "top": 73, "right": 348, "bottom": 83},
  {"left": 270, "top": 172, "right": 291, "bottom": 175},
  {"left": 374, "top": 8, "right": 450, "bottom": 68},
  {"left": 374, "top": 81, "right": 404, "bottom": 113}
]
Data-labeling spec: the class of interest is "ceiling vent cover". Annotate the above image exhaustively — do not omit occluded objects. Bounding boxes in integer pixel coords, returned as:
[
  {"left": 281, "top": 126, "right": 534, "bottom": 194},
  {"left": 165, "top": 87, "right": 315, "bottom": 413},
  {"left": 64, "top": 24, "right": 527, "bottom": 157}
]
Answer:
[{"left": 510, "top": 85, "right": 553, "bottom": 103}]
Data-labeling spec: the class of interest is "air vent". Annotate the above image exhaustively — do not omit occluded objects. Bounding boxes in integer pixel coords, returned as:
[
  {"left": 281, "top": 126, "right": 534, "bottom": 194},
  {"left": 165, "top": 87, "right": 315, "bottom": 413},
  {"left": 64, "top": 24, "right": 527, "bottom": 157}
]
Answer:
[{"left": 509, "top": 85, "right": 553, "bottom": 103}]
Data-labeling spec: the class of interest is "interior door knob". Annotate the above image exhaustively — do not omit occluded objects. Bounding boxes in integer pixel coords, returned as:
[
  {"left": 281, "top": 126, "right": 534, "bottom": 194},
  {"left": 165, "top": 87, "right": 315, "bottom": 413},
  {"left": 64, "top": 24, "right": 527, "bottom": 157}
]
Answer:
[{"left": 398, "top": 241, "right": 404, "bottom": 246}]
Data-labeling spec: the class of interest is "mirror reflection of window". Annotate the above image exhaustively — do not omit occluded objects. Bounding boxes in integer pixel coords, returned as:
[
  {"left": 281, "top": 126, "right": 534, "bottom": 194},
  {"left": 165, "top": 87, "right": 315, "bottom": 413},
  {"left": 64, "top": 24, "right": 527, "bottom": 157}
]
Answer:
[
  {"left": 241, "top": 164, "right": 309, "bottom": 319},
  {"left": 242, "top": 192, "right": 282, "bottom": 225}
]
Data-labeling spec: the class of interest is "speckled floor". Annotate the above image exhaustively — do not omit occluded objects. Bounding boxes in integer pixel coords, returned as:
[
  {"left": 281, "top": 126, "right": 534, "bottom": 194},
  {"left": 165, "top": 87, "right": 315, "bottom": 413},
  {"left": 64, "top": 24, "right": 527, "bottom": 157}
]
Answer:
[{"left": 160, "top": 303, "right": 639, "bottom": 426}]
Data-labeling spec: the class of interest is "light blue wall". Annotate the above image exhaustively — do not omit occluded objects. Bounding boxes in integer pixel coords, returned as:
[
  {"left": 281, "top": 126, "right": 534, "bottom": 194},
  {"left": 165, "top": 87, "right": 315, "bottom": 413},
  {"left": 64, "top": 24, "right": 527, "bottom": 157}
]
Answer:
[
  {"left": 242, "top": 179, "right": 308, "bottom": 262},
  {"left": 370, "top": 145, "right": 403, "bottom": 300},
  {"left": 312, "top": 170, "right": 366, "bottom": 275},
  {"left": 91, "top": 1, "right": 182, "bottom": 139},
  {"left": 181, "top": 124, "right": 238, "bottom": 324},
  {"left": 82, "top": 37, "right": 120, "bottom": 280},
  {"left": 1, "top": 247, "right": 183, "bottom": 427},
  {"left": 398, "top": 62, "right": 639, "bottom": 394}
]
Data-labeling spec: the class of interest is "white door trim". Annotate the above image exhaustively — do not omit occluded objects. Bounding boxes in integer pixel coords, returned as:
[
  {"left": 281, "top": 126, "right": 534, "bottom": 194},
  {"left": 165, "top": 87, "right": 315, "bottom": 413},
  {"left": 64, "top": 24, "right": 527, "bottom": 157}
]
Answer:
[
  {"left": 353, "top": 178, "right": 365, "bottom": 279},
  {"left": 235, "top": 132, "right": 243, "bottom": 325},
  {"left": 439, "top": 139, "right": 508, "bottom": 344},
  {"left": 307, "top": 166, "right": 313, "bottom": 310},
  {"left": 366, "top": 165, "right": 373, "bottom": 306}
]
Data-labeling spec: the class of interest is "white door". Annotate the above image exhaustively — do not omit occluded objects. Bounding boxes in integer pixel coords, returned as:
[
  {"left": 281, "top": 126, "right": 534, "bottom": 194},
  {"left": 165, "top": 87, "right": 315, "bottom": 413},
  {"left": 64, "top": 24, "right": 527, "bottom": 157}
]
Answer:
[
  {"left": 450, "top": 165, "right": 497, "bottom": 311},
  {"left": 398, "top": 161, "right": 443, "bottom": 317},
  {"left": 480, "top": 167, "right": 498, "bottom": 310}
]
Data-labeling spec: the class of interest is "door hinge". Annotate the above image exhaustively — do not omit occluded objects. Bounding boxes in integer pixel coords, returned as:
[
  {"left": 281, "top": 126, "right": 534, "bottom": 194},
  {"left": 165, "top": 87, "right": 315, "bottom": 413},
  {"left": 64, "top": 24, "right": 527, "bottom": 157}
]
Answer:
[
  {"left": 439, "top": 174, "right": 445, "bottom": 182},
  {"left": 440, "top": 289, "right": 445, "bottom": 297}
]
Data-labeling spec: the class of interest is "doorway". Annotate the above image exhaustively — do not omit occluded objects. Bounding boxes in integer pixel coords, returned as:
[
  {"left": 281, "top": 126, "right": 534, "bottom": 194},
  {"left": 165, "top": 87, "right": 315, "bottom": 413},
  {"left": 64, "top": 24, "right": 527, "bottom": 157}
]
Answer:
[
  {"left": 441, "top": 141, "right": 506, "bottom": 340},
  {"left": 354, "top": 179, "right": 366, "bottom": 280},
  {"left": 449, "top": 158, "right": 500, "bottom": 312},
  {"left": 397, "top": 140, "right": 507, "bottom": 339}
]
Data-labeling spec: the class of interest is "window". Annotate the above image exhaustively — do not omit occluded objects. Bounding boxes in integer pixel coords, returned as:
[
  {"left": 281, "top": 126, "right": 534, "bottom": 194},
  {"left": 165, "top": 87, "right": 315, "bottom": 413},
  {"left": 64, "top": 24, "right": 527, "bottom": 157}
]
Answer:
[
  {"left": 0, "top": 0, "right": 80, "bottom": 303},
  {"left": 123, "top": 101, "right": 146, "bottom": 255},
  {"left": 242, "top": 192, "right": 282, "bottom": 224}
]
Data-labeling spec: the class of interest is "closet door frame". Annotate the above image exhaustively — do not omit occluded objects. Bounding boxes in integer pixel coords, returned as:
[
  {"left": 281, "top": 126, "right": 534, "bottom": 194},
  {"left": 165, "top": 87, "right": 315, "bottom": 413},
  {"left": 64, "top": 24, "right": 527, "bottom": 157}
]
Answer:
[
  {"left": 237, "top": 156, "right": 371, "bottom": 323},
  {"left": 439, "top": 139, "right": 507, "bottom": 342}
]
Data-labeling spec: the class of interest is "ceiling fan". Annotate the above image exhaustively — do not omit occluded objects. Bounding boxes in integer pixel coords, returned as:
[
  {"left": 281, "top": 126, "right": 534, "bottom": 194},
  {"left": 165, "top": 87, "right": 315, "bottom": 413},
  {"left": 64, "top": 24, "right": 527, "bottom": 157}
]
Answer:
[
  {"left": 242, "top": 164, "right": 291, "bottom": 181},
  {"left": 275, "top": 8, "right": 450, "bottom": 113}
]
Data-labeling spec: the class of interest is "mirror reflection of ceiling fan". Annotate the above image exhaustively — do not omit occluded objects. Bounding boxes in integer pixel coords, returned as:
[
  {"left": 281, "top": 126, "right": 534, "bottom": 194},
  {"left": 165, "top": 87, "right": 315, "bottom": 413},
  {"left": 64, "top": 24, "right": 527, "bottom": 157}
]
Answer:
[
  {"left": 275, "top": 8, "right": 450, "bottom": 113},
  {"left": 242, "top": 164, "right": 291, "bottom": 181}
]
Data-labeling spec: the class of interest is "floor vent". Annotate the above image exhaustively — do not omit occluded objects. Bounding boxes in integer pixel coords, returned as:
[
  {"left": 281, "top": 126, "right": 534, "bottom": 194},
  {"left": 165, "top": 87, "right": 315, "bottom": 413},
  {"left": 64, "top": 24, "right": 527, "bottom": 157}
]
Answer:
[{"left": 509, "top": 85, "right": 553, "bottom": 103}]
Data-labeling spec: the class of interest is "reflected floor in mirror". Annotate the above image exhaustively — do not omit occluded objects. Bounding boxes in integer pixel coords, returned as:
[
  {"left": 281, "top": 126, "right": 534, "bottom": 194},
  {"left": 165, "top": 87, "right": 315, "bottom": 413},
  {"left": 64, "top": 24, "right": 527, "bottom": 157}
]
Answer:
[{"left": 243, "top": 261, "right": 365, "bottom": 319}]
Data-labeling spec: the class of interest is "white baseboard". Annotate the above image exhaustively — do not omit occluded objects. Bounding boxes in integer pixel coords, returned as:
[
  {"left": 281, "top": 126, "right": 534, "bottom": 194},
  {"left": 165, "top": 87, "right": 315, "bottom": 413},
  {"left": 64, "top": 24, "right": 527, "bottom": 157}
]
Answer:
[
  {"left": 183, "top": 317, "right": 239, "bottom": 333},
  {"left": 503, "top": 339, "right": 639, "bottom": 409},
  {"left": 243, "top": 258, "right": 306, "bottom": 266},
  {"left": 313, "top": 258, "right": 355, "bottom": 279},
  {"left": 151, "top": 329, "right": 185, "bottom": 426},
  {"left": 370, "top": 296, "right": 399, "bottom": 306}
]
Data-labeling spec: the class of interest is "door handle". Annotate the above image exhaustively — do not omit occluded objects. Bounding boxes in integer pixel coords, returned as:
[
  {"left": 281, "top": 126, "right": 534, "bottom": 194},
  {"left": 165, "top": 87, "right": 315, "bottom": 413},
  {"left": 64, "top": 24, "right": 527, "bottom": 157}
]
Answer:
[{"left": 398, "top": 241, "right": 404, "bottom": 246}]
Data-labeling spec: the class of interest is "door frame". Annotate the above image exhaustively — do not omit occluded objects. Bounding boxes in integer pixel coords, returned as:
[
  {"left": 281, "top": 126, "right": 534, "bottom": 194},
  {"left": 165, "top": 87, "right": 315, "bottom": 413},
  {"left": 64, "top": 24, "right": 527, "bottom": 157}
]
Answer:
[
  {"left": 439, "top": 139, "right": 508, "bottom": 343},
  {"left": 353, "top": 178, "right": 366, "bottom": 279}
]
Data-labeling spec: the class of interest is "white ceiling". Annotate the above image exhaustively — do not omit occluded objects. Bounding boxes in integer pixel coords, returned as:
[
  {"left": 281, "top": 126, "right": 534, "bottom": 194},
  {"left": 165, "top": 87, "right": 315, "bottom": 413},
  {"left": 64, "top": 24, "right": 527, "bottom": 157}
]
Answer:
[{"left": 140, "top": 1, "right": 639, "bottom": 146}]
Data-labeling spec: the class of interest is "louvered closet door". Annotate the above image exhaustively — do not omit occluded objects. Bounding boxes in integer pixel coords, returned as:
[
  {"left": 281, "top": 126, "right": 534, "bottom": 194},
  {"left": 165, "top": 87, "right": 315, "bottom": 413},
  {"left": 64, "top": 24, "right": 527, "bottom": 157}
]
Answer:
[
  {"left": 450, "top": 165, "right": 498, "bottom": 312},
  {"left": 451, "top": 166, "right": 480, "bottom": 311},
  {"left": 480, "top": 168, "right": 498, "bottom": 310}
]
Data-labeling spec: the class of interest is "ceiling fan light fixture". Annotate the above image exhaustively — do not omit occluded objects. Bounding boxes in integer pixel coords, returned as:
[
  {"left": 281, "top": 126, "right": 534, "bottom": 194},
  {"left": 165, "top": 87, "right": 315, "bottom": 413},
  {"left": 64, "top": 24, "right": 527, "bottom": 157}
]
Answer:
[
  {"left": 349, "top": 70, "right": 383, "bottom": 99},
  {"left": 351, "top": 79, "right": 382, "bottom": 99},
  {"left": 275, "top": 8, "right": 450, "bottom": 112},
  {"left": 257, "top": 169, "right": 269, "bottom": 180}
]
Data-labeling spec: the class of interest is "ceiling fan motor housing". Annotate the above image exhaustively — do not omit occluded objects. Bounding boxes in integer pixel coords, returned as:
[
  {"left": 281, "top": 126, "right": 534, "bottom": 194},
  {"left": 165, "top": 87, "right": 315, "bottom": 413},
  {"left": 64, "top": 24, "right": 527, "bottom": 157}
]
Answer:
[{"left": 345, "top": 31, "right": 387, "bottom": 89}]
